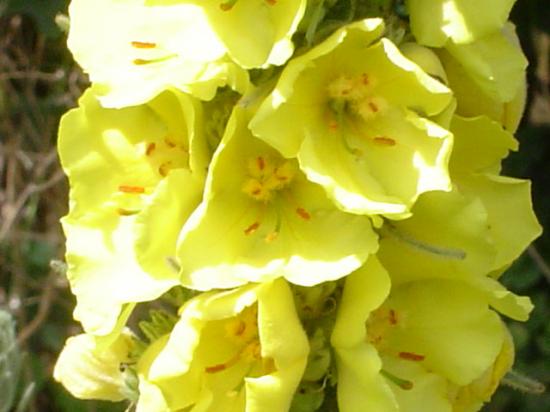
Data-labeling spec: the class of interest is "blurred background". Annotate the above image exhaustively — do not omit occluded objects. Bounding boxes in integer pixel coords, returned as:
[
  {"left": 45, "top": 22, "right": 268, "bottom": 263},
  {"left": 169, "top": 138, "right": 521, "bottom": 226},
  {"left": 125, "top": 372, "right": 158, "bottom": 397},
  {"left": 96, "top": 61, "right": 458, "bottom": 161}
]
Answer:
[{"left": 0, "top": 0, "right": 548, "bottom": 411}]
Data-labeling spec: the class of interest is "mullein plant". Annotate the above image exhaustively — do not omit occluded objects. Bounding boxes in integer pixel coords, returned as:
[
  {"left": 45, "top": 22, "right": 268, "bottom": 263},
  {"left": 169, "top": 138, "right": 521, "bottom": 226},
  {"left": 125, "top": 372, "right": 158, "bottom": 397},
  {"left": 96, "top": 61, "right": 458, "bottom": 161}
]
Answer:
[{"left": 54, "top": 0, "right": 544, "bottom": 410}]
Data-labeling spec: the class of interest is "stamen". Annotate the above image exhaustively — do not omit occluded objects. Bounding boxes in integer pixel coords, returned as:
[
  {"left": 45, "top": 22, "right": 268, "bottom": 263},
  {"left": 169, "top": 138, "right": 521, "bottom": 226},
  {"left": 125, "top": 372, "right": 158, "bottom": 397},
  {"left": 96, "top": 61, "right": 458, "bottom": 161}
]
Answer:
[
  {"left": 235, "top": 321, "right": 247, "bottom": 336},
  {"left": 205, "top": 340, "right": 261, "bottom": 374},
  {"left": 132, "top": 54, "right": 177, "bottom": 66},
  {"left": 373, "top": 136, "right": 396, "bottom": 146},
  {"left": 327, "top": 76, "right": 355, "bottom": 99},
  {"left": 369, "top": 335, "right": 382, "bottom": 344},
  {"left": 368, "top": 102, "right": 379, "bottom": 112},
  {"left": 116, "top": 208, "right": 140, "bottom": 216},
  {"left": 145, "top": 142, "right": 156, "bottom": 156},
  {"left": 243, "top": 156, "right": 295, "bottom": 202},
  {"left": 205, "top": 351, "right": 241, "bottom": 373},
  {"left": 265, "top": 0, "right": 277, "bottom": 4},
  {"left": 205, "top": 364, "right": 226, "bottom": 373},
  {"left": 133, "top": 58, "right": 153, "bottom": 65},
  {"left": 164, "top": 138, "right": 177, "bottom": 148},
  {"left": 262, "top": 357, "right": 276, "bottom": 374},
  {"left": 380, "top": 369, "right": 413, "bottom": 390},
  {"left": 118, "top": 185, "right": 145, "bottom": 194},
  {"left": 219, "top": 0, "right": 238, "bottom": 10},
  {"left": 296, "top": 207, "right": 311, "bottom": 220},
  {"left": 325, "top": 109, "right": 340, "bottom": 132},
  {"left": 166, "top": 256, "right": 181, "bottom": 273},
  {"left": 244, "top": 222, "right": 260, "bottom": 236},
  {"left": 389, "top": 309, "right": 398, "bottom": 325},
  {"left": 158, "top": 162, "right": 172, "bottom": 177},
  {"left": 257, "top": 156, "right": 265, "bottom": 171},
  {"left": 131, "top": 41, "right": 156, "bottom": 49},
  {"left": 361, "top": 73, "right": 369, "bottom": 85},
  {"left": 398, "top": 351, "right": 425, "bottom": 361}
]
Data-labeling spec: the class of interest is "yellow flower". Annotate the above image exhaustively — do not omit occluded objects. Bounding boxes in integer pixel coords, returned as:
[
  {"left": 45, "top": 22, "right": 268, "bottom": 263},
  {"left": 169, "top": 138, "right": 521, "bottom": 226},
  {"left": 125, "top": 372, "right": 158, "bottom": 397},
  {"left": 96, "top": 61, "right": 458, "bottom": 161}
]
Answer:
[
  {"left": 250, "top": 19, "right": 453, "bottom": 218},
  {"left": 176, "top": 106, "right": 378, "bottom": 291},
  {"left": 449, "top": 328, "right": 515, "bottom": 412},
  {"left": 68, "top": 0, "right": 249, "bottom": 107},
  {"left": 406, "top": 0, "right": 516, "bottom": 47},
  {"left": 54, "top": 330, "right": 136, "bottom": 401},
  {"left": 439, "top": 24, "right": 527, "bottom": 132},
  {"left": 136, "top": 280, "right": 309, "bottom": 412},
  {"left": 332, "top": 261, "right": 530, "bottom": 412},
  {"left": 147, "top": 0, "right": 307, "bottom": 68},
  {"left": 58, "top": 87, "right": 207, "bottom": 336}
]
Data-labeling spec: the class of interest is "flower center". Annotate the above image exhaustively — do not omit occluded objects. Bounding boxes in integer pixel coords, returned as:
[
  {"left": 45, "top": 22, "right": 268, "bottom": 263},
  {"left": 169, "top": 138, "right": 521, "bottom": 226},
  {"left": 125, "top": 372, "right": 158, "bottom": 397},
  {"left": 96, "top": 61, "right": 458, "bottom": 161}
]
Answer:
[
  {"left": 224, "top": 305, "right": 259, "bottom": 346},
  {"left": 130, "top": 41, "right": 177, "bottom": 66},
  {"left": 205, "top": 305, "right": 271, "bottom": 375},
  {"left": 327, "top": 73, "right": 387, "bottom": 122},
  {"left": 367, "top": 307, "right": 426, "bottom": 391},
  {"left": 325, "top": 74, "right": 395, "bottom": 156},
  {"left": 242, "top": 155, "right": 296, "bottom": 203},
  {"left": 367, "top": 306, "right": 426, "bottom": 362},
  {"left": 144, "top": 136, "right": 189, "bottom": 178},
  {"left": 241, "top": 155, "right": 311, "bottom": 242},
  {"left": 112, "top": 136, "right": 189, "bottom": 216},
  {"left": 366, "top": 307, "right": 398, "bottom": 350}
]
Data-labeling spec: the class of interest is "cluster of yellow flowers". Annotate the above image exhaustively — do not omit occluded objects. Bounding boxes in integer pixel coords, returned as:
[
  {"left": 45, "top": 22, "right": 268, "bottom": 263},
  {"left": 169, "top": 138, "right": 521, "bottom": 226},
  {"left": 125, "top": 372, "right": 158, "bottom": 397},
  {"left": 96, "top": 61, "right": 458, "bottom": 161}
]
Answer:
[{"left": 54, "top": 0, "right": 542, "bottom": 411}]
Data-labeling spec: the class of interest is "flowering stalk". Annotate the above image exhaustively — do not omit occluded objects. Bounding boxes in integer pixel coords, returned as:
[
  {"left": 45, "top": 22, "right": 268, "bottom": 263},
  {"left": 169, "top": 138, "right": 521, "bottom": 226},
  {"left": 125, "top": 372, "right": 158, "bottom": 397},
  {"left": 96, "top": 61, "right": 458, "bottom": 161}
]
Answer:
[{"left": 54, "top": 0, "right": 543, "bottom": 411}]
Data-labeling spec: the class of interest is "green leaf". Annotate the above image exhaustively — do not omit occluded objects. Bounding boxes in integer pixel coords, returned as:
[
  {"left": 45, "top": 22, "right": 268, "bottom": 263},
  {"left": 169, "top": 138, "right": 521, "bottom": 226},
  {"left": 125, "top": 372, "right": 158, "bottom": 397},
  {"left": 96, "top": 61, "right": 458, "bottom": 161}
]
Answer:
[
  {"left": 0, "top": 310, "right": 21, "bottom": 412},
  {"left": 5, "top": 0, "right": 68, "bottom": 38}
]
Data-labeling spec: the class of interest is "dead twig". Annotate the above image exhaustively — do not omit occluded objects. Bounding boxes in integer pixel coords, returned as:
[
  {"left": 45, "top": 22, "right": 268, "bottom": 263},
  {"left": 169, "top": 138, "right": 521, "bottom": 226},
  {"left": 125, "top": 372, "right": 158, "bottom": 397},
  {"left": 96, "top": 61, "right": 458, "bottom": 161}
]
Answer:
[
  {"left": 0, "top": 169, "right": 65, "bottom": 243},
  {"left": 16, "top": 270, "right": 57, "bottom": 346},
  {"left": 527, "top": 245, "right": 550, "bottom": 285}
]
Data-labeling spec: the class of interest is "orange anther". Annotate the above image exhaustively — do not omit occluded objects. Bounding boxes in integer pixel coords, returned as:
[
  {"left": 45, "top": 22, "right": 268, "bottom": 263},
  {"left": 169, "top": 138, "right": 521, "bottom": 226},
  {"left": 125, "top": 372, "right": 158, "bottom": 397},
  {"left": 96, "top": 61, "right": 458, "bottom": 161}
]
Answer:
[
  {"left": 164, "top": 138, "right": 177, "bottom": 148},
  {"left": 158, "top": 162, "right": 171, "bottom": 177},
  {"left": 244, "top": 222, "right": 260, "bottom": 235},
  {"left": 398, "top": 352, "right": 425, "bottom": 361},
  {"left": 116, "top": 208, "right": 139, "bottom": 216},
  {"left": 235, "top": 321, "right": 246, "bottom": 336},
  {"left": 373, "top": 136, "right": 396, "bottom": 146},
  {"left": 361, "top": 73, "right": 369, "bottom": 85},
  {"left": 368, "top": 102, "right": 379, "bottom": 112},
  {"left": 265, "top": 232, "right": 279, "bottom": 243},
  {"left": 205, "top": 347, "right": 243, "bottom": 373},
  {"left": 265, "top": 0, "right": 276, "bottom": 4},
  {"left": 257, "top": 156, "right": 265, "bottom": 171},
  {"left": 399, "top": 381, "right": 414, "bottom": 390},
  {"left": 205, "top": 363, "right": 227, "bottom": 373},
  {"left": 131, "top": 41, "right": 156, "bottom": 49},
  {"left": 118, "top": 185, "right": 145, "bottom": 194},
  {"left": 219, "top": 0, "right": 238, "bottom": 11},
  {"left": 296, "top": 207, "right": 311, "bottom": 220},
  {"left": 146, "top": 142, "right": 156, "bottom": 156},
  {"left": 389, "top": 309, "right": 398, "bottom": 325}
]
